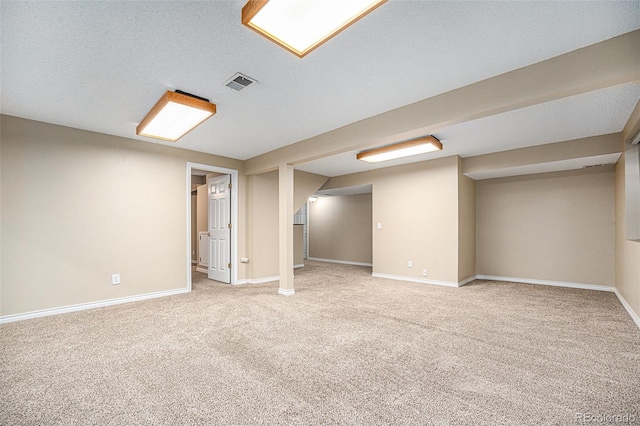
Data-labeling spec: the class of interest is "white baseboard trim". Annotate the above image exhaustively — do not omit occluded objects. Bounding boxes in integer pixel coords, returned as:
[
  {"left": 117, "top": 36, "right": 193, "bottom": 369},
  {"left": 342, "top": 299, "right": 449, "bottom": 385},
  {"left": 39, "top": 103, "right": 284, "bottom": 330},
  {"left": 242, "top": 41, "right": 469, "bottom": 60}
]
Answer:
[
  {"left": 458, "top": 276, "right": 476, "bottom": 287},
  {"left": 307, "top": 257, "right": 372, "bottom": 267},
  {"left": 0, "top": 288, "right": 190, "bottom": 324},
  {"left": 234, "top": 276, "right": 280, "bottom": 285},
  {"left": 294, "top": 264, "right": 304, "bottom": 269},
  {"left": 196, "top": 267, "right": 207, "bottom": 274},
  {"left": 613, "top": 288, "right": 640, "bottom": 330},
  {"left": 278, "top": 288, "right": 295, "bottom": 296},
  {"left": 475, "top": 275, "right": 613, "bottom": 292},
  {"left": 372, "top": 272, "right": 459, "bottom": 288}
]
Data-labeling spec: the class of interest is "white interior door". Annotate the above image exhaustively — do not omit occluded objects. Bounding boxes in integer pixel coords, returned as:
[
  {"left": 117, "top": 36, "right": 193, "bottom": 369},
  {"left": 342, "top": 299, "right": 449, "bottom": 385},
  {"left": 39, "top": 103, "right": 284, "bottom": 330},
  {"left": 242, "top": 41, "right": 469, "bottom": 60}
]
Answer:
[{"left": 207, "top": 175, "right": 231, "bottom": 283}]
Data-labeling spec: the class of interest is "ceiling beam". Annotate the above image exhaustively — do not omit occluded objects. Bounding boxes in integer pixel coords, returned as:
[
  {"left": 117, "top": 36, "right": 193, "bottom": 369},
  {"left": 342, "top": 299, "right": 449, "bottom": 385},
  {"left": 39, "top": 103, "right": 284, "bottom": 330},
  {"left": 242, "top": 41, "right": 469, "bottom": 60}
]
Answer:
[
  {"left": 245, "top": 29, "right": 640, "bottom": 176},
  {"left": 463, "top": 133, "right": 622, "bottom": 176}
]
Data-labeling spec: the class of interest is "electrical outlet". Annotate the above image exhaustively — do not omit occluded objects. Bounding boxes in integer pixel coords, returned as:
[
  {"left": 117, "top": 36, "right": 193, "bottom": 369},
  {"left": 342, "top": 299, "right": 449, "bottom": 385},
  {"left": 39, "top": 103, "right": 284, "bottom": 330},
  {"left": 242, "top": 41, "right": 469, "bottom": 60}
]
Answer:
[
  {"left": 408, "top": 260, "right": 413, "bottom": 268},
  {"left": 111, "top": 274, "right": 121, "bottom": 285},
  {"left": 241, "top": 257, "right": 249, "bottom": 263},
  {"left": 422, "top": 269, "right": 427, "bottom": 277},
  {"left": 377, "top": 223, "right": 382, "bottom": 230}
]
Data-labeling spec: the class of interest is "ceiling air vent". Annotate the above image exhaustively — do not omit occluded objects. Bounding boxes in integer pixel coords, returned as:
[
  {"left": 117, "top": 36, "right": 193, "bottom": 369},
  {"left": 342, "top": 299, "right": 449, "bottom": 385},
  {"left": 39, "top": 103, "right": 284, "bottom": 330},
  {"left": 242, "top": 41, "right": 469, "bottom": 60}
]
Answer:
[{"left": 223, "top": 73, "right": 257, "bottom": 92}]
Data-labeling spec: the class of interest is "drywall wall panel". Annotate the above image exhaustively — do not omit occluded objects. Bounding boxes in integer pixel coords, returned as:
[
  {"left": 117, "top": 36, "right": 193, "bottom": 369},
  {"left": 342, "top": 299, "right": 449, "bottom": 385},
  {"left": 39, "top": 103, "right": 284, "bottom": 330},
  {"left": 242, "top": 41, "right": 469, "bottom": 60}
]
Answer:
[
  {"left": 323, "top": 156, "right": 460, "bottom": 283},
  {"left": 293, "top": 170, "right": 328, "bottom": 215},
  {"left": 458, "top": 157, "right": 476, "bottom": 282},
  {"left": 196, "top": 184, "right": 207, "bottom": 266},
  {"left": 0, "top": 115, "right": 245, "bottom": 317},
  {"left": 625, "top": 143, "right": 640, "bottom": 241},
  {"left": 615, "top": 151, "right": 640, "bottom": 322},
  {"left": 476, "top": 168, "right": 615, "bottom": 286},
  {"left": 246, "top": 169, "right": 330, "bottom": 280},
  {"left": 294, "top": 225, "right": 304, "bottom": 266},
  {"left": 246, "top": 171, "right": 280, "bottom": 280},
  {"left": 309, "top": 193, "right": 372, "bottom": 264}
]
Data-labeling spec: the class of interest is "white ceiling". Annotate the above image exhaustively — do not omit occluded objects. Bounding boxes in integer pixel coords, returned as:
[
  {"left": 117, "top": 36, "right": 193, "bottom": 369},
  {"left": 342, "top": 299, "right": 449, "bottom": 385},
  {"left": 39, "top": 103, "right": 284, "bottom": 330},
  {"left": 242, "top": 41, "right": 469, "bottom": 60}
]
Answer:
[{"left": 2, "top": 1, "right": 639, "bottom": 177}]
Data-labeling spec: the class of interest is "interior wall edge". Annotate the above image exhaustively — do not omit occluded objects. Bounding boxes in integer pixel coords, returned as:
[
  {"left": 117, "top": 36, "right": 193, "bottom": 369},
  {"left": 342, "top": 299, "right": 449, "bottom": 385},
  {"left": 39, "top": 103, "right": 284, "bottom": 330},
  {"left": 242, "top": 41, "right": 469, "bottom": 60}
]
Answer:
[{"left": 613, "top": 288, "right": 640, "bottom": 329}]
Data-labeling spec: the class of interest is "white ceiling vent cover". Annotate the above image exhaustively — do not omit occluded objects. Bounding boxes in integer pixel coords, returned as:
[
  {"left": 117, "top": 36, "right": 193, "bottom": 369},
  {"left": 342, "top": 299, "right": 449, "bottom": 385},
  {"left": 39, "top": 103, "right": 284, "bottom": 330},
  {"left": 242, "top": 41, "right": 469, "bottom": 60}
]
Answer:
[{"left": 223, "top": 73, "right": 257, "bottom": 91}]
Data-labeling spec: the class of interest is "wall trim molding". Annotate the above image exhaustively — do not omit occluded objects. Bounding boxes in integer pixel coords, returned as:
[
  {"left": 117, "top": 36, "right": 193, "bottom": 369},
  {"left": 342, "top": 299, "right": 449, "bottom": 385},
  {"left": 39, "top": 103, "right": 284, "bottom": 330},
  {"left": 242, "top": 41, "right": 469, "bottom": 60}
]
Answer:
[
  {"left": 307, "top": 257, "right": 372, "bottom": 267},
  {"left": 0, "top": 288, "right": 190, "bottom": 324},
  {"left": 372, "top": 272, "right": 459, "bottom": 288},
  {"left": 278, "top": 288, "right": 295, "bottom": 296},
  {"left": 613, "top": 288, "right": 640, "bottom": 330},
  {"left": 475, "top": 275, "right": 613, "bottom": 292},
  {"left": 234, "top": 276, "right": 280, "bottom": 285},
  {"left": 196, "top": 267, "right": 207, "bottom": 274},
  {"left": 294, "top": 264, "right": 305, "bottom": 269},
  {"left": 458, "top": 276, "right": 476, "bottom": 287}
]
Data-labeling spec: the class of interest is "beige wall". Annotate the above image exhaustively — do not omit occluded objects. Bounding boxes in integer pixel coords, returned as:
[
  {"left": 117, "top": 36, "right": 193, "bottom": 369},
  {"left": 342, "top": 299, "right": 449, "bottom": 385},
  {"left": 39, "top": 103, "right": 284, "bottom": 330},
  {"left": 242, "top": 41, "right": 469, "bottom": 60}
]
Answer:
[
  {"left": 191, "top": 194, "right": 197, "bottom": 262},
  {"left": 190, "top": 176, "right": 204, "bottom": 263},
  {"left": 615, "top": 150, "right": 640, "bottom": 321},
  {"left": 309, "top": 193, "right": 372, "bottom": 264},
  {"left": 458, "top": 157, "right": 476, "bottom": 281},
  {"left": 293, "top": 170, "right": 328, "bottom": 215},
  {"left": 1, "top": 115, "right": 245, "bottom": 316},
  {"left": 246, "top": 171, "right": 280, "bottom": 279},
  {"left": 245, "top": 169, "right": 329, "bottom": 280},
  {"left": 294, "top": 225, "right": 304, "bottom": 266},
  {"left": 476, "top": 168, "right": 615, "bottom": 286},
  {"left": 323, "top": 156, "right": 461, "bottom": 283}
]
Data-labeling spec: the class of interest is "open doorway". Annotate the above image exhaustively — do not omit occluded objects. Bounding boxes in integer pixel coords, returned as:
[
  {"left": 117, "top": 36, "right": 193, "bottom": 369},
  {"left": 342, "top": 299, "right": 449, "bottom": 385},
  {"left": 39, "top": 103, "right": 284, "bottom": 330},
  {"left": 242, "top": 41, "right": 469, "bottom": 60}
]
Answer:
[
  {"left": 307, "top": 184, "right": 373, "bottom": 267},
  {"left": 187, "top": 162, "right": 239, "bottom": 291}
]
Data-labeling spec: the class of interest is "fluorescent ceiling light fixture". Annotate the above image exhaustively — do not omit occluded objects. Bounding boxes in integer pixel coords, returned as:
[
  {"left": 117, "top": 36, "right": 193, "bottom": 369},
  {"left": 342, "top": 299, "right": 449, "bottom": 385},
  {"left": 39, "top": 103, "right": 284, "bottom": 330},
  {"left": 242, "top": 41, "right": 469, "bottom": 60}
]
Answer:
[
  {"left": 242, "top": 0, "right": 387, "bottom": 58},
  {"left": 136, "top": 90, "right": 216, "bottom": 142},
  {"left": 357, "top": 136, "right": 443, "bottom": 163}
]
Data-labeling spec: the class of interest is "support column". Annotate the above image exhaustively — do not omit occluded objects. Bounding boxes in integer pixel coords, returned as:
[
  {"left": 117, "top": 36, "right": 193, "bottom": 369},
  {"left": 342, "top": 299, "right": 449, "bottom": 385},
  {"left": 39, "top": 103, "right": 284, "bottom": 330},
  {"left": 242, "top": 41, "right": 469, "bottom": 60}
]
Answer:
[{"left": 278, "top": 163, "right": 295, "bottom": 296}]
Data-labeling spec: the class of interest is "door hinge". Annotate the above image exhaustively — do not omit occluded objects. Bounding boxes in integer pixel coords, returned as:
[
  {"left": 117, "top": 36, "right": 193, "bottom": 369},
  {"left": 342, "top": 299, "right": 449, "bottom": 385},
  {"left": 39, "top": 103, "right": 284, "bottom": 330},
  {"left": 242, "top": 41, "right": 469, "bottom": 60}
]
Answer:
[
  {"left": 228, "top": 183, "right": 232, "bottom": 189},
  {"left": 228, "top": 263, "right": 232, "bottom": 269},
  {"left": 228, "top": 223, "right": 232, "bottom": 229}
]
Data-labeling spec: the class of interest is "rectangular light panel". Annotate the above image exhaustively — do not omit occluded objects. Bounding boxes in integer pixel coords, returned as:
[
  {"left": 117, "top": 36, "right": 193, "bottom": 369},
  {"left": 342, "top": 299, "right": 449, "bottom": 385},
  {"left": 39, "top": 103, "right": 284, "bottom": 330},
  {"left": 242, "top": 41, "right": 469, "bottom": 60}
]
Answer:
[
  {"left": 242, "top": 0, "right": 387, "bottom": 58},
  {"left": 357, "top": 136, "right": 443, "bottom": 163},
  {"left": 136, "top": 91, "right": 216, "bottom": 142}
]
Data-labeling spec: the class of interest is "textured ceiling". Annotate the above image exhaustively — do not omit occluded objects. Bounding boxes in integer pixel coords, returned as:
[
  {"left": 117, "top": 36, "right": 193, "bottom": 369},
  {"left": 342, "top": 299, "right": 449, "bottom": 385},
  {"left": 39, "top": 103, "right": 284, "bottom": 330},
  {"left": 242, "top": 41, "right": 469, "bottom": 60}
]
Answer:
[{"left": 1, "top": 1, "right": 639, "bottom": 176}]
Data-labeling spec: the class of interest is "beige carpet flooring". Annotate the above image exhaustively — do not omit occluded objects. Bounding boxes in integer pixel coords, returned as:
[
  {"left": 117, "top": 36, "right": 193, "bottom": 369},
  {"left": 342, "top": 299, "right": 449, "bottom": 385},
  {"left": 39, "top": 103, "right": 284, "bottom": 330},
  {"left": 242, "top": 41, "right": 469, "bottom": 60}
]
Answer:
[{"left": 1, "top": 261, "right": 639, "bottom": 425}]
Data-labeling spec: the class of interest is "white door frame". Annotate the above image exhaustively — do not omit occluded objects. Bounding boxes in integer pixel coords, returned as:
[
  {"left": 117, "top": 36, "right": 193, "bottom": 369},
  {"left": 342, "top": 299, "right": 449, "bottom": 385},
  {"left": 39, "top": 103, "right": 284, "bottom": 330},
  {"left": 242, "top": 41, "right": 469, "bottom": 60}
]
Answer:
[{"left": 186, "top": 162, "right": 239, "bottom": 290}]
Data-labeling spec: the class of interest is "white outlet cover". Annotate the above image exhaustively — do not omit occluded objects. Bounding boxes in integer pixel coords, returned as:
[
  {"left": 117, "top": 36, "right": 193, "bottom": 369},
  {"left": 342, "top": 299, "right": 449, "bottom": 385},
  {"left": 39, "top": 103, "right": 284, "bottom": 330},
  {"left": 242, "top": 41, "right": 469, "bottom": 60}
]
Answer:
[
  {"left": 408, "top": 261, "right": 413, "bottom": 268},
  {"left": 377, "top": 223, "right": 382, "bottom": 230},
  {"left": 111, "top": 274, "right": 121, "bottom": 285}
]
